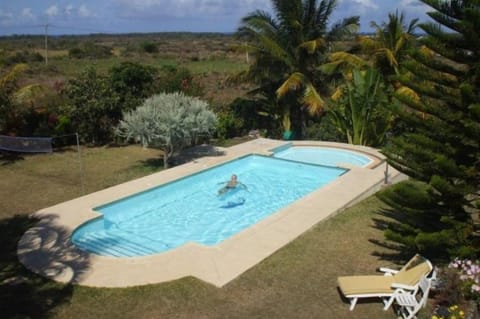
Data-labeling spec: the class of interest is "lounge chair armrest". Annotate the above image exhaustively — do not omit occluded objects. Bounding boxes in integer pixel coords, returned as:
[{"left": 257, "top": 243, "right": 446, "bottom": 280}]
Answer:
[
  {"left": 391, "top": 283, "right": 416, "bottom": 291},
  {"left": 378, "top": 267, "right": 398, "bottom": 275}
]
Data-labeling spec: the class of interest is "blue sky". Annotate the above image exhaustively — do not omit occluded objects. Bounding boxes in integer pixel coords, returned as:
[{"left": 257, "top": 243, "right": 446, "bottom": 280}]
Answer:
[{"left": 0, "top": 0, "right": 432, "bottom": 36}]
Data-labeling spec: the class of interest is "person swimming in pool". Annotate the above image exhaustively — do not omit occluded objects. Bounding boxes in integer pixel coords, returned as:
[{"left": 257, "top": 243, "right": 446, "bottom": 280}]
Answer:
[{"left": 218, "top": 174, "right": 247, "bottom": 195}]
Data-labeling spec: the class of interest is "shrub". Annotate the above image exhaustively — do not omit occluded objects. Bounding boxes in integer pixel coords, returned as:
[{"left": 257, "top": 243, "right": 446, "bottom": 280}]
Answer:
[
  {"left": 2, "top": 50, "right": 44, "bottom": 66},
  {"left": 109, "top": 62, "right": 157, "bottom": 111},
  {"left": 449, "top": 258, "right": 480, "bottom": 305},
  {"left": 157, "top": 65, "right": 203, "bottom": 97},
  {"left": 62, "top": 67, "right": 120, "bottom": 144},
  {"left": 305, "top": 115, "right": 347, "bottom": 142},
  {"left": 140, "top": 41, "right": 158, "bottom": 53},
  {"left": 215, "top": 111, "right": 243, "bottom": 139},
  {"left": 68, "top": 42, "right": 112, "bottom": 59},
  {"left": 116, "top": 92, "right": 217, "bottom": 168}
]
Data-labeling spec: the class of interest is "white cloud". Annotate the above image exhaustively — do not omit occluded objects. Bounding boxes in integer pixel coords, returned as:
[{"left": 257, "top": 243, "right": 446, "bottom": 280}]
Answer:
[
  {"left": 22, "top": 8, "right": 34, "bottom": 19},
  {"left": 114, "top": 0, "right": 270, "bottom": 18},
  {"left": 78, "top": 4, "right": 93, "bottom": 17},
  {"left": 353, "top": 0, "right": 379, "bottom": 10},
  {"left": 45, "top": 5, "right": 59, "bottom": 17},
  {"left": 337, "top": 0, "right": 378, "bottom": 10},
  {"left": 0, "top": 9, "right": 14, "bottom": 25},
  {"left": 65, "top": 4, "right": 74, "bottom": 16},
  {"left": 399, "top": 0, "right": 430, "bottom": 14}
]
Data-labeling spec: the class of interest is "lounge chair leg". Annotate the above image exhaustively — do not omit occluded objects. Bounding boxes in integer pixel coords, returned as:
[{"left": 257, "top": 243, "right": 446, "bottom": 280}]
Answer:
[
  {"left": 383, "top": 297, "right": 394, "bottom": 310},
  {"left": 349, "top": 298, "right": 358, "bottom": 311}
]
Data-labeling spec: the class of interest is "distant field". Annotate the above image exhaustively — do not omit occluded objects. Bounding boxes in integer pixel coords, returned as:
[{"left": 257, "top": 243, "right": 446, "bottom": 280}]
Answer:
[{"left": 2, "top": 33, "right": 250, "bottom": 105}]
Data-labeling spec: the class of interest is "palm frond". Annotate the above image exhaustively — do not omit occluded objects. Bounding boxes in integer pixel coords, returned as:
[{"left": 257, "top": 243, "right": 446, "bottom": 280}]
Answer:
[
  {"left": 302, "top": 83, "right": 325, "bottom": 115},
  {"left": 316, "top": 0, "right": 337, "bottom": 27},
  {"left": 238, "top": 10, "right": 279, "bottom": 40},
  {"left": 395, "top": 86, "right": 421, "bottom": 102},
  {"left": 299, "top": 37, "right": 326, "bottom": 54},
  {"left": 325, "top": 51, "right": 368, "bottom": 72},
  {"left": 331, "top": 86, "right": 343, "bottom": 101},
  {"left": 358, "top": 36, "right": 378, "bottom": 51},
  {"left": 328, "top": 16, "right": 360, "bottom": 41},
  {"left": 0, "top": 64, "right": 28, "bottom": 88},
  {"left": 12, "top": 84, "right": 45, "bottom": 110},
  {"left": 276, "top": 72, "right": 305, "bottom": 97},
  {"left": 376, "top": 48, "right": 398, "bottom": 68}
]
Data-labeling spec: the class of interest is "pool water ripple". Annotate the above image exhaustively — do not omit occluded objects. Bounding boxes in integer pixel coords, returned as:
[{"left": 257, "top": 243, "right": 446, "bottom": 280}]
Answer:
[{"left": 72, "top": 155, "right": 347, "bottom": 257}]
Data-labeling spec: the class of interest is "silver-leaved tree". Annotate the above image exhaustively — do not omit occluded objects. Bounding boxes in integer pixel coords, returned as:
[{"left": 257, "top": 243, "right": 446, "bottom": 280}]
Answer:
[{"left": 116, "top": 92, "right": 217, "bottom": 168}]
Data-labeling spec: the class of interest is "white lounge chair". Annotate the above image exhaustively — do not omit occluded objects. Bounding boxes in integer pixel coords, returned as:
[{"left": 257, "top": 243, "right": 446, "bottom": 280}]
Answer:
[
  {"left": 337, "top": 255, "right": 434, "bottom": 311},
  {"left": 392, "top": 275, "right": 432, "bottom": 319}
]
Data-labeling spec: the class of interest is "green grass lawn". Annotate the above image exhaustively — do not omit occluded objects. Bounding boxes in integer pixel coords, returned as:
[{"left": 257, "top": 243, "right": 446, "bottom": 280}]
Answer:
[{"left": 0, "top": 145, "right": 423, "bottom": 319}]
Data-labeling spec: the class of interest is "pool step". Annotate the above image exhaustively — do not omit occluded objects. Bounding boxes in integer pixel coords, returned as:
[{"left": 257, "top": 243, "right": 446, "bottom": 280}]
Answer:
[{"left": 74, "top": 231, "right": 164, "bottom": 257}]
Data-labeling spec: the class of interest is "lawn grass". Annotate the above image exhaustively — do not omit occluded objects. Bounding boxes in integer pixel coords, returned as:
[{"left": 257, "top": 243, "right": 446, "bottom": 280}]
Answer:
[
  {"left": 0, "top": 145, "right": 419, "bottom": 319},
  {"left": 0, "top": 145, "right": 163, "bottom": 219}
]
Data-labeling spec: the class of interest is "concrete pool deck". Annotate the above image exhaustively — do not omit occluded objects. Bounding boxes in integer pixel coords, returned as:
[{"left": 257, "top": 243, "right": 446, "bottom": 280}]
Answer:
[{"left": 18, "top": 139, "right": 405, "bottom": 288}]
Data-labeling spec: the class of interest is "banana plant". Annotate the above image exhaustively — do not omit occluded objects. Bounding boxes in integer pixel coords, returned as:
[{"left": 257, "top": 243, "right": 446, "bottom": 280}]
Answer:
[{"left": 328, "top": 68, "right": 392, "bottom": 146}]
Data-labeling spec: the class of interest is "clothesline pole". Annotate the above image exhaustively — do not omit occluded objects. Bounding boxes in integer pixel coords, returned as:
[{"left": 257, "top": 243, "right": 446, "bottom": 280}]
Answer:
[{"left": 75, "top": 133, "right": 86, "bottom": 195}]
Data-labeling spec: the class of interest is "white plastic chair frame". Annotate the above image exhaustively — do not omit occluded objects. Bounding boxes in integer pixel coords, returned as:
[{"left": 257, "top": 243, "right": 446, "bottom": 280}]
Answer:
[{"left": 392, "top": 275, "right": 433, "bottom": 319}]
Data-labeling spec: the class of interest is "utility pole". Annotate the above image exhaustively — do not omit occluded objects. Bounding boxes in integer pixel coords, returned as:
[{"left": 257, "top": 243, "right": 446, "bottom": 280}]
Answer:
[
  {"left": 244, "top": 42, "right": 249, "bottom": 63},
  {"left": 44, "top": 23, "right": 49, "bottom": 65}
]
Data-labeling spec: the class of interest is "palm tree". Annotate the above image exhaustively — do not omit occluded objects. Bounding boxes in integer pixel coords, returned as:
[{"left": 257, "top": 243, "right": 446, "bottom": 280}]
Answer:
[
  {"left": 324, "top": 10, "right": 418, "bottom": 83},
  {"left": 321, "top": 11, "right": 419, "bottom": 144},
  {"left": 364, "top": 11, "right": 418, "bottom": 82},
  {"left": 237, "top": 0, "right": 359, "bottom": 138}
]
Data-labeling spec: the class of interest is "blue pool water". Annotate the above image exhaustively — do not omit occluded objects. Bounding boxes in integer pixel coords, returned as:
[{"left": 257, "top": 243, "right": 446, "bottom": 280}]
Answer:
[
  {"left": 72, "top": 155, "right": 346, "bottom": 257},
  {"left": 273, "top": 146, "right": 373, "bottom": 167}
]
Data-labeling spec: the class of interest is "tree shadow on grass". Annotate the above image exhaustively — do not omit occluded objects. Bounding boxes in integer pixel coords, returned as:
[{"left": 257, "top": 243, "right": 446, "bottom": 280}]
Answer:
[
  {"left": 0, "top": 151, "right": 25, "bottom": 166},
  {"left": 172, "top": 144, "right": 226, "bottom": 165},
  {"left": 139, "top": 157, "right": 165, "bottom": 169},
  {"left": 0, "top": 214, "right": 91, "bottom": 319},
  {"left": 367, "top": 206, "right": 418, "bottom": 266}
]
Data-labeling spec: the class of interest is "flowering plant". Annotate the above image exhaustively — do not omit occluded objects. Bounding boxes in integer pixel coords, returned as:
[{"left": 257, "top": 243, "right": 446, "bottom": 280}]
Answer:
[
  {"left": 449, "top": 258, "right": 480, "bottom": 304},
  {"left": 431, "top": 304, "right": 465, "bottom": 319}
]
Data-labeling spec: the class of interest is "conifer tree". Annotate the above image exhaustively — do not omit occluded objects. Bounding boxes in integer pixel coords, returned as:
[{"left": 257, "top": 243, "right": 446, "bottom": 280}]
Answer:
[{"left": 378, "top": 0, "right": 480, "bottom": 259}]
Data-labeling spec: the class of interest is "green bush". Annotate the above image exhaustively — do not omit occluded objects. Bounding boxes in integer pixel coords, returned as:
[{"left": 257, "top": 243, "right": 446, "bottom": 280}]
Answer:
[
  {"left": 140, "top": 41, "right": 158, "bottom": 53},
  {"left": 2, "top": 50, "right": 44, "bottom": 66},
  {"left": 116, "top": 92, "right": 217, "bottom": 168},
  {"left": 68, "top": 42, "right": 112, "bottom": 59},
  {"left": 109, "top": 62, "right": 158, "bottom": 111},
  {"left": 157, "top": 65, "right": 203, "bottom": 97},
  {"left": 305, "top": 115, "right": 347, "bottom": 142},
  {"left": 215, "top": 111, "right": 244, "bottom": 139},
  {"left": 62, "top": 67, "right": 120, "bottom": 145}
]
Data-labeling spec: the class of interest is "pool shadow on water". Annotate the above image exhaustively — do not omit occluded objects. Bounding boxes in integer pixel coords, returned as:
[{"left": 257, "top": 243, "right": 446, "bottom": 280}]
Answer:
[{"left": 0, "top": 214, "right": 90, "bottom": 319}]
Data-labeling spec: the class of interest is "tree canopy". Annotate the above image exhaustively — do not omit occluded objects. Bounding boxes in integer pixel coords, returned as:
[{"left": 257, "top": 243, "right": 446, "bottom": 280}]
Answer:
[
  {"left": 116, "top": 92, "right": 217, "bottom": 168},
  {"left": 378, "top": 0, "right": 480, "bottom": 259}
]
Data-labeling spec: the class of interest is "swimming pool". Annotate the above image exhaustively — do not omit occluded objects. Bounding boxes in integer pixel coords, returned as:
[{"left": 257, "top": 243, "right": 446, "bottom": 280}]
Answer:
[
  {"left": 273, "top": 146, "right": 373, "bottom": 167},
  {"left": 72, "top": 155, "right": 346, "bottom": 257}
]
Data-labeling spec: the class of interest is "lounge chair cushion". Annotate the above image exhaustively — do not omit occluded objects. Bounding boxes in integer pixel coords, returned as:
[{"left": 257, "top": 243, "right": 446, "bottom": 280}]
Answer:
[
  {"left": 338, "top": 275, "right": 394, "bottom": 295},
  {"left": 394, "top": 262, "right": 431, "bottom": 286},
  {"left": 337, "top": 261, "right": 431, "bottom": 296}
]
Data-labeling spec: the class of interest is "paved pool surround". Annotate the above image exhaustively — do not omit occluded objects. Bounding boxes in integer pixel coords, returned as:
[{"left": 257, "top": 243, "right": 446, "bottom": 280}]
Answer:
[{"left": 18, "top": 139, "right": 405, "bottom": 288}]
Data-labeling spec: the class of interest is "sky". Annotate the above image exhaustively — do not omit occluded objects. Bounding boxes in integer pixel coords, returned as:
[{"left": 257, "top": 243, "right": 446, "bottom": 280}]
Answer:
[{"left": 0, "top": 0, "right": 432, "bottom": 36}]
